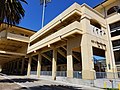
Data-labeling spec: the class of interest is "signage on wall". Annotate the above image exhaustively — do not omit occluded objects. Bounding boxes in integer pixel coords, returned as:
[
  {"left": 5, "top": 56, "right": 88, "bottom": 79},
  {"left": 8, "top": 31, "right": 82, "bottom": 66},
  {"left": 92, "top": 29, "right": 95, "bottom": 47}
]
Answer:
[{"left": 91, "top": 40, "right": 106, "bottom": 49}]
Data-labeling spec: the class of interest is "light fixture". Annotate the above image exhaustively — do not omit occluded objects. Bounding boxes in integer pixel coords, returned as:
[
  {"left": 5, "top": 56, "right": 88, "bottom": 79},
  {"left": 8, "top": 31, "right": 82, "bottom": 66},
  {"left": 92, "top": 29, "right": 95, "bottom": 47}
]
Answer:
[{"left": 34, "top": 50, "right": 36, "bottom": 53}]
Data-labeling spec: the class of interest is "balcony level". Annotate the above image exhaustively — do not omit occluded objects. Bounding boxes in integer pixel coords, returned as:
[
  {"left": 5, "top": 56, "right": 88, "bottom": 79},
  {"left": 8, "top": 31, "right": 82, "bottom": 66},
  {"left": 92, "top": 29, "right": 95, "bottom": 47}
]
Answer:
[
  {"left": 30, "top": 3, "right": 82, "bottom": 46},
  {"left": 0, "top": 30, "right": 29, "bottom": 43},
  {"left": 28, "top": 21, "right": 82, "bottom": 54}
]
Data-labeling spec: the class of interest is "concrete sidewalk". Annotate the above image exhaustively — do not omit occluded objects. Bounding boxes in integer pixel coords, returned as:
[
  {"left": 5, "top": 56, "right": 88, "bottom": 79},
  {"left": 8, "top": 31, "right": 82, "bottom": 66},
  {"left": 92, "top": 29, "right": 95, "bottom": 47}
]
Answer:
[
  {"left": 0, "top": 75, "right": 21, "bottom": 90},
  {"left": 5, "top": 75, "right": 104, "bottom": 90}
]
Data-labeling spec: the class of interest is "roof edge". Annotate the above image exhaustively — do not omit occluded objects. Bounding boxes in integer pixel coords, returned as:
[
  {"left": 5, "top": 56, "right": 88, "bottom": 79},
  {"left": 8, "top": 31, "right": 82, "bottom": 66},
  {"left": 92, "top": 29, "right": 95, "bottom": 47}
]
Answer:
[
  {"left": 1, "top": 22, "right": 36, "bottom": 32},
  {"left": 93, "top": 0, "right": 108, "bottom": 9}
]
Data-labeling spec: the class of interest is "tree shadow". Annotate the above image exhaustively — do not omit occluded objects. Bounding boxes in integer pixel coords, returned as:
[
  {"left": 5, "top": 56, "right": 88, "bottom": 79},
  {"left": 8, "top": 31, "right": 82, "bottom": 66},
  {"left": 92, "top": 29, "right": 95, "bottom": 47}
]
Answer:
[
  {"left": 0, "top": 78, "right": 38, "bottom": 83},
  {"left": 16, "top": 85, "right": 82, "bottom": 90},
  {"left": 0, "top": 79, "right": 13, "bottom": 83}
]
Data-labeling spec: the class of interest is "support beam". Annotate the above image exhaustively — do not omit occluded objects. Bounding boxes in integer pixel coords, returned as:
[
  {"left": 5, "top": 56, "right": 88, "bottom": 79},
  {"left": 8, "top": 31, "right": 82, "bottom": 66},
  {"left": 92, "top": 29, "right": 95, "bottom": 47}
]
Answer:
[
  {"left": 52, "top": 49, "right": 57, "bottom": 80},
  {"left": 60, "top": 47, "right": 80, "bottom": 61},
  {"left": 67, "top": 47, "right": 73, "bottom": 78},
  {"left": 27, "top": 57, "right": 32, "bottom": 77},
  {"left": 58, "top": 49, "right": 66, "bottom": 58},
  {"left": 62, "top": 46, "right": 67, "bottom": 51},
  {"left": 72, "top": 53, "right": 80, "bottom": 61},
  {"left": 42, "top": 54, "right": 51, "bottom": 62},
  {"left": 37, "top": 53, "right": 42, "bottom": 78},
  {"left": 0, "top": 54, "right": 17, "bottom": 58},
  {"left": 33, "top": 57, "right": 38, "bottom": 61},
  {"left": 0, "top": 50, "right": 26, "bottom": 56}
]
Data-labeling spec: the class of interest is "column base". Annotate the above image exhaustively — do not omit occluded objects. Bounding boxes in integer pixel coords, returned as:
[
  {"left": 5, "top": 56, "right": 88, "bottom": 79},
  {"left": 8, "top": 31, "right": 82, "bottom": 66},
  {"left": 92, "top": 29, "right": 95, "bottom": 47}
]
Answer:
[
  {"left": 0, "top": 69, "right": 2, "bottom": 72},
  {"left": 37, "top": 74, "right": 40, "bottom": 78},
  {"left": 52, "top": 73, "right": 56, "bottom": 80},
  {"left": 27, "top": 71, "right": 31, "bottom": 77},
  {"left": 0, "top": 65, "right": 2, "bottom": 72},
  {"left": 67, "top": 70, "right": 73, "bottom": 78},
  {"left": 107, "top": 70, "right": 118, "bottom": 79},
  {"left": 82, "top": 70, "right": 96, "bottom": 80}
]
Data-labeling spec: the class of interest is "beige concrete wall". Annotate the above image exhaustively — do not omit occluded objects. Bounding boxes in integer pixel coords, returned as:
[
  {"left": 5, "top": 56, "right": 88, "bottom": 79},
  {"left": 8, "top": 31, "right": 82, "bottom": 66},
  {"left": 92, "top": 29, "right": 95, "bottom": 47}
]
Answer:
[
  {"left": 26, "top": 3, "right": 117, "bottom": 79},
  {"left": 94, "top": 0, "right": 120, "bottom": 76},
  {"left": 94, "top": 0, "right": 120, "bottom": 18}
]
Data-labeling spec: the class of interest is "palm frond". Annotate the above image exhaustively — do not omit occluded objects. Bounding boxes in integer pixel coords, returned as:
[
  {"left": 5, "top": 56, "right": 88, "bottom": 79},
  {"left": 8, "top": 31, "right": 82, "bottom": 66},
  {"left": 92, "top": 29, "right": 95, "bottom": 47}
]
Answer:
[{"left": 0, "top": 0, "right": 27, "bottom": 26}]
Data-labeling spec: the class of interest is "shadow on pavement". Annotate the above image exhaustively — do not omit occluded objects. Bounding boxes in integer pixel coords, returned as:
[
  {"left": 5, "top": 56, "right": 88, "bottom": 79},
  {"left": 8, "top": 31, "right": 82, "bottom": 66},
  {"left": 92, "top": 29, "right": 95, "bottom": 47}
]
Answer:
[
  {"left": 16, "top": 85, "right": 82, "bottom": 90},
  {"left": 0, "top": 78, "right": 38, "bottom": 83},
  {"left": 0, "top": 79, "right": 13, "bottom": 83}
]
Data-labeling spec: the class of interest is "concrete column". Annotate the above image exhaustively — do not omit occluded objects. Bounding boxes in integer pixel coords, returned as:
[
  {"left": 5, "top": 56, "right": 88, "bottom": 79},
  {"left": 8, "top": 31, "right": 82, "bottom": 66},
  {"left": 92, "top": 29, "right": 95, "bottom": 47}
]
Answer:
[
  {"left": 16, "top": 60, "right": 20, "bottom": 74},
  {"left": 27, "top": 57, "right": 32, "bottom": 77},
  {"left": 37, "top": 53, "right": 42, "bottom": 78},
  {"left": 67, "top": 46, "right": 73, "bottom": 78},
  {"left": 66, "top": 36, "right": 82, "bottom": 78},
  {"left": 21, "top": 58, "right": 25, "bottom": 74},
  {"left": 9, "top": 62, "right": 13, "bottom": 74},
  {"left": 8, "top": 63, "right": 10, "bottom": 73},
  {"left": 12, "top": 61, "right": 16, "bottom": 74},
  {"left": 0, "top": 65, "right": 2, "bottom": 72},
  {"left": 52, "top": 48, "right": 57, "bottom": 80},
  {"left": 81, "top": 17, "right": 95, "bottom": 80},
  {"left": 104, "top": 25, "right": 118, "bottom": 79}
]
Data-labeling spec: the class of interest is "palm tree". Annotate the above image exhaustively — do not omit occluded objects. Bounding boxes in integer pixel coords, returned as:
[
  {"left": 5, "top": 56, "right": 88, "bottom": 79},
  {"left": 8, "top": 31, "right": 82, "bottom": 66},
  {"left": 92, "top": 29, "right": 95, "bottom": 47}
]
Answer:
[{"left": 0, "top": 0, "right": 27, "bottom": 25}]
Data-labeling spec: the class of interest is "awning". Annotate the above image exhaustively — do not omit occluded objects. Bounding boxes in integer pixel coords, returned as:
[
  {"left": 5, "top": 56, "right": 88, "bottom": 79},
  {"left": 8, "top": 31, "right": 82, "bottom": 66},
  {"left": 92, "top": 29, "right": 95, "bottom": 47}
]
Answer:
[{"left": 93, "top": 55, "right": 105, "bottom": 63}]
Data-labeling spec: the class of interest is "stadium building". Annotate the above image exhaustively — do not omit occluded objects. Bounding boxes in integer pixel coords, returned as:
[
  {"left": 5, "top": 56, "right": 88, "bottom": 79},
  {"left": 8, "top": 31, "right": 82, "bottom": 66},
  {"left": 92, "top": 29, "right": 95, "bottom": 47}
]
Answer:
[{"left": 0, "top": 0, "right": 120, "bottom": 80}]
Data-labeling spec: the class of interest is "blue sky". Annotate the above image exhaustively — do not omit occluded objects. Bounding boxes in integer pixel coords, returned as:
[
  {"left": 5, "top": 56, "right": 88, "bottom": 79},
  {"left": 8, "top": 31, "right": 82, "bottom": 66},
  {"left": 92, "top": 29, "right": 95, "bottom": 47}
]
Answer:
[{"left": 19, "top": 0, "right": 104, "bottom": 31}]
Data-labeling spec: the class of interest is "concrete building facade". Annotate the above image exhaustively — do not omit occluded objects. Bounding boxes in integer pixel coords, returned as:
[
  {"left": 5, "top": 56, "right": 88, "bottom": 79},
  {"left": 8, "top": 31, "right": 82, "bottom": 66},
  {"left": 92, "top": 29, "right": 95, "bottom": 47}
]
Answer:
[
  {"left": 27, "top": 2, "right": 117, "bottom": 80},
  {"left": 94, "top": 0, "right": 120, "bottom": 72},
  {"left": 0, "top": 0, "right": 120, "bottom": 80},
  {"left": 0, "top": 24, "right": 35, "bottom": 74}
]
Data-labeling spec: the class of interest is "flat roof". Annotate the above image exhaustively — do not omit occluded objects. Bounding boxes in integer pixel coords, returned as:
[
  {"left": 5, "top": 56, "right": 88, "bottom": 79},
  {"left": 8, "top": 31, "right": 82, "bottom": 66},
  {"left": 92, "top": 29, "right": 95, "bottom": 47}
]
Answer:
[{"left": 1, "top": 22, "right": 36, "bottom": 33}]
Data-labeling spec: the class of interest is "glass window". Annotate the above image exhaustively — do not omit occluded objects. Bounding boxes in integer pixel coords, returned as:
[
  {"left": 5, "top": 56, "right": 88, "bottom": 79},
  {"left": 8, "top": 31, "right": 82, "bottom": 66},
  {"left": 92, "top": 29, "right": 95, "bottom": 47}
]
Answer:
[
  {"left": 109, "top": 21, "right": 120, "bottom": 31},
  {"left": 112, "top": 40, "right": 120, "bottom": 47},
  {"left": 107, "top": 6, "right": 119, "bottom": 15}
]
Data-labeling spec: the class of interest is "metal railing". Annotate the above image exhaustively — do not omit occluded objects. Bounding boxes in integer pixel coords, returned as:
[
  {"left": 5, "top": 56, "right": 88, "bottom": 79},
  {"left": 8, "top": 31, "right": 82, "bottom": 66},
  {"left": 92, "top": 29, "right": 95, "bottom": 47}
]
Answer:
[
  {"left": 31, "top": 71, "right": 120, "bottom": 79},
  {"left": 40, "top": 71, "right": 52, "bottom": 76},
  {"left": 56, "top": 71, "right": 67, "bottom": 77},
  {"left": 30, "top": 71, "right": 37, "bottom": 75},
  {"left": 73, "top": 71, "right": 82, "bottom": 79},
  {"left": 90, "top": 25, "right": 105, "bottom": 37},
  {"left": 96, "top": 72, "right": 106, "bottom": 79}
]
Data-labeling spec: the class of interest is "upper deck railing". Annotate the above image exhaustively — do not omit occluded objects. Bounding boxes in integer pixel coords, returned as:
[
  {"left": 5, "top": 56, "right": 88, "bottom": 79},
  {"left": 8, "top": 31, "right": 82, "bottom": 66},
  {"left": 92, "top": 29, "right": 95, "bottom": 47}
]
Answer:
[
  {"left": 0, "top": 30, "right": 29, "bottom": 43},
  {"left": 28, "top": 21, "right": 82, "bottom": 54}
]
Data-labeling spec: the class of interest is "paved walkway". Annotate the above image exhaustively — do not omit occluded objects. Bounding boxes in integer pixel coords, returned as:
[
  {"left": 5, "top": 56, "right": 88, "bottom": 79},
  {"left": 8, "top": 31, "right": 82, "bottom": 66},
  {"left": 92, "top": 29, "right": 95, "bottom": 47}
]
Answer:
[
  {"left": 0, "top": 74, "right": 104, "bottom": 90},
  {"left": 0, "top": 75, "right": 21, "bottom": 90}
]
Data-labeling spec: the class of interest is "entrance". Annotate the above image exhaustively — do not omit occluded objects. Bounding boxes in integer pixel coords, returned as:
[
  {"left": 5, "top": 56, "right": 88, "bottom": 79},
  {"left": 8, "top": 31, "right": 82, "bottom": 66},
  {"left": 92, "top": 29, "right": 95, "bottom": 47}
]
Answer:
[{"left": 93, "top": 47, "right": 106, "bottom": 78}]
